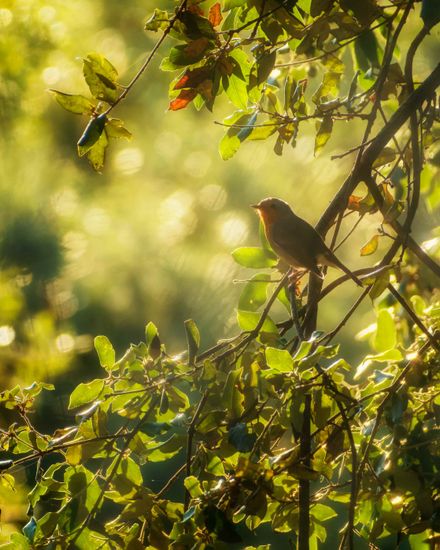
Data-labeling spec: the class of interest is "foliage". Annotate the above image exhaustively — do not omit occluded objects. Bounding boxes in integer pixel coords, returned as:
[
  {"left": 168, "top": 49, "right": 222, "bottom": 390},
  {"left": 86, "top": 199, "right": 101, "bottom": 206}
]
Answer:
[{"left": 1, "top": 0, "right": 440, "bottom": 549}]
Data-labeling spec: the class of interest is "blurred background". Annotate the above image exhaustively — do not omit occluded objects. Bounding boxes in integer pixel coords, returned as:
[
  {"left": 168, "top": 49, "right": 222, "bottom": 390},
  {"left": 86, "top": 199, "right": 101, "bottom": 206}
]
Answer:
[{"left": 0, "top": 0, "right": 439, "bottom": 539}]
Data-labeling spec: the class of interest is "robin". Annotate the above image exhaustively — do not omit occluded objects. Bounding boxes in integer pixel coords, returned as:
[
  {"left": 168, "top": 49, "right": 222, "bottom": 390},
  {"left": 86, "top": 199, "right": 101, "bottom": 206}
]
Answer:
[{"left": 252, "top": 197, "right": 362, "bottom": 286}]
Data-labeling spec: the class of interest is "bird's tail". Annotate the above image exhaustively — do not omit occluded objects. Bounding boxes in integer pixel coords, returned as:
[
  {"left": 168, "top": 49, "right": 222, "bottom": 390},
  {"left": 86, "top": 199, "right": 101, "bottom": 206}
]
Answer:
[{"left": 320, "top": 250, "right": 363, "bottom": 287}]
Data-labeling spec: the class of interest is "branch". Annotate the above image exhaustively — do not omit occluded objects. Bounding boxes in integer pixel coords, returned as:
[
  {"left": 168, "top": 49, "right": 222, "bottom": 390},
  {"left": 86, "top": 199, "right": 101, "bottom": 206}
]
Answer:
[{"left": 104, "top": 0, "right": 188, "bottom": 116}]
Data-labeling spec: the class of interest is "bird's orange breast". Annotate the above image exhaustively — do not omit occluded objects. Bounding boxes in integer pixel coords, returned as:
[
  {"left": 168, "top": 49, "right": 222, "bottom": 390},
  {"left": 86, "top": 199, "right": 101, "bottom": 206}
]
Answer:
[{"left": 256, "top": 208, "right": 277, "bottom": 226}]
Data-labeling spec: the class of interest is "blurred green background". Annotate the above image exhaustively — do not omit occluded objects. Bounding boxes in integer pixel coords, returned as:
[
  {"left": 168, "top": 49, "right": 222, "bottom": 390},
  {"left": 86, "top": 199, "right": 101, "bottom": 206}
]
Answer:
[{"left": 0, "top": 0, "right": 439, "bottom": 539}]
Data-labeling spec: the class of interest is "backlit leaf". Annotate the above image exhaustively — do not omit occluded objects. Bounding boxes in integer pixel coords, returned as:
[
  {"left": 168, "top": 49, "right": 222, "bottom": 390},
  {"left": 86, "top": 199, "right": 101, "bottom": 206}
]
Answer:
[
  {"left": 314, "top": 115, "right": 333, "bottom": 156},
  {"left": 360, "top": 234, "right": 379, "bottom": 256},
  {"left": 184, "top": 318, "right": 200, "bottom": 365},
  {"left": 232, "top": 247, "right": 277, "bottom": 268},
  {"left": 94, "top": 335, "right": 116, "bottom": 370},
  {"left": 68, "top": 379, "right": 105, "bottom": 410},
  {"left": 49, "top": 90, "right": 95, "bottom": 115},
  {"left": 208, "top": 3, "right": 222, "bottom": 26},
  {"left": 83, "top": 52, "right": 119, "bottom": 103}
]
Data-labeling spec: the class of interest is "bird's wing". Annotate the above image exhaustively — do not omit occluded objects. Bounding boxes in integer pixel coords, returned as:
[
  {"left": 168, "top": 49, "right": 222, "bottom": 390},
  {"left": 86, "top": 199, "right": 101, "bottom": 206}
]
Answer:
[{"left": 271, "top": 217, "right": 324, "bottom": 274}]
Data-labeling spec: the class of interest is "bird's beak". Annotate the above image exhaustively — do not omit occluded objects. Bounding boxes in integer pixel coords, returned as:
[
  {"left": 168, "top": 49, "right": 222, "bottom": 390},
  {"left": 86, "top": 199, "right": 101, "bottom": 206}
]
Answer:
[{"left": 251, "top": 203, "right": 260, "bottom": 210}]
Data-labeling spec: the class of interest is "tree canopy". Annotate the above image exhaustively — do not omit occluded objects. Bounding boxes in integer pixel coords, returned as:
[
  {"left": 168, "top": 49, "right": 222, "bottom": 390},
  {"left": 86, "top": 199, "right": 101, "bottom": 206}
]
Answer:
[{"left": 0, "top": 1, "right": 439, "bottom": 549}]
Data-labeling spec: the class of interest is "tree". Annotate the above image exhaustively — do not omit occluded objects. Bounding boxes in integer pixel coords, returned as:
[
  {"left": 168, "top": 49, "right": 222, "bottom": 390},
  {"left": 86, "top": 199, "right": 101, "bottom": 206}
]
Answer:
[{"left": 1, "top": 0, "right": 439, "bottom": 549}]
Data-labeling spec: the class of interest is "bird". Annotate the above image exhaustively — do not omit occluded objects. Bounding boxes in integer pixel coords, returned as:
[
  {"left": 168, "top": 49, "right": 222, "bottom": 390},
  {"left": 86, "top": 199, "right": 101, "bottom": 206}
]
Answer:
[{"left": 251, "top": 197, "right": 363, "bottom": 286}]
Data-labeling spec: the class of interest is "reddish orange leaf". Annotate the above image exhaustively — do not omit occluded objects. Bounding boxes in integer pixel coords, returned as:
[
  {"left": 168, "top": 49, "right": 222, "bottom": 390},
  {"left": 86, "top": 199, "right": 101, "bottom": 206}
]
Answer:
[
  {"left": 174, "top": 67, "right": 210, "bottom": 90},
  {"left": 188, "top": 4, "right": 204, "bottom": 15},
  {"left": 169, "top": 89, "right": 197, "bottom": 111},
  {"left": 209, "top": 3, "right": 222, "bottom": 26},
  {"left": 348, "top": 195, "right": 362, "bottom": 211},
  {"left": 185, "top": 37, "right": 210, "bottom": 59}
]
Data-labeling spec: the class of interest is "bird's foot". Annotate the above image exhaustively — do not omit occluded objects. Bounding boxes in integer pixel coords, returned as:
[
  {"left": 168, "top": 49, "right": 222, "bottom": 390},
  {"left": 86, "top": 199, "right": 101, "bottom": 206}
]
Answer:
[{"left": 287, "top": 269, "right": 305, "bottom": 296}]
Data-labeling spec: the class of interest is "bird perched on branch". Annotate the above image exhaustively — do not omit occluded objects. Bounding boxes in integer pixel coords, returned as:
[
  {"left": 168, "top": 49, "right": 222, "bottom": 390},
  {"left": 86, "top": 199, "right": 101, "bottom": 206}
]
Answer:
[{"left": 252, "top": 197, "right": 363, "bottom": 287}]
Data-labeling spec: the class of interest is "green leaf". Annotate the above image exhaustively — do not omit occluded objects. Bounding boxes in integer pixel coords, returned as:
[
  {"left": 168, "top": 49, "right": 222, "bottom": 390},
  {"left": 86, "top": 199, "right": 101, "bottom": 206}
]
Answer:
[
  {"left": 354, "top": 30, "right": 380, "bottom": 73},
  {"left": 1, "top": 533, "right": 31, "bottom": 549},
  {"left": 374, "top": 309, "right": 396, "bottom": 352},
  {"left": 355, "top": 348, "right": 403, "bottom": 379},
  {"left": 84, "top": 128, "right": 108, "bottom": 171},
  {"left": 311, "top": 503, "right": 338, "bottom": 521},
  {"left": 145, "top": 322, "right": 161, "bottom": 359},
  {"left": 237, "top": 310, "right": 278, "bottom": 334},
  {"left": 232, "top": 247, "right": 277, "bottom": 268},
  {"left": 224, "top": 369, "right": 244, "bottom": 419},
  {"left": 83, "top": 52, "right": 119, "bottom": 103},
  {"left": 225, "top": 72, "right": 248, "bottom": 109},
  {"left": 94, "top": 335, "right": 116, "bottom": 370},
  {"left": 68, "top": 379, "right": 105, "bottom": 410},
  {"left": 238, "top": 274, "right": 271, "bottom": 311},
  {"left": 77, "top": 115, "right": 107, "bottom": 156},
  {"left": 206, "top": 454, "right": 226, "bottom": 476},
  {"left": 314, "top": 115, "right": 333, "bottom": 156},
  {"left": 184, "top": 319, "right": 200, "bottom": 365},
  {"left": 265, "top": 347, "right": 294, "bottom": 372},
  {"left": 184, "top": 475, "right": 203, "bottom": 497},
  {"left": 373, "top": 147, "right": 396, "bottom": 168},
  {"left": 421, "top": 0, "right": 440, "bottom": 29},
  {"left": 144, "top": 8, "right": 170, "bottom": 32},
  {"left": 49, "top": 90, "right": 95, "bottom": 115},
  {"left": 219, "top": 132, "right": 241, "bottom": 160},
  {"left": 105, "top": 118, "right": 132, "bottom": 140},
  {"left": 368, "top": 268, "right": 391, "bottom": 301}
]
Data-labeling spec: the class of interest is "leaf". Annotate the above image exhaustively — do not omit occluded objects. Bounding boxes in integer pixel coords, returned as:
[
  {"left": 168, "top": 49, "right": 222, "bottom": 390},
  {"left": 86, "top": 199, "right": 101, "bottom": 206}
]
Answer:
[
  {"left": 184, "top": 475, "right": 203, "bottom": 497},
  {"left": 49, "top": 90, "right": 95, "bottom": 115},
  {"left": 174, "top": 67, "right": 211, "bottom": 90},
  {"left": 105, "top": 118, "right": 132, "bottom": 140},
  {"left": 208, "top": 3, "right": 222, "bottom": 26},
  {"left": 225, "top": 72, "right": 248, "bottom": 109},
  {"left": 94, "top": 335, "right": 115, "bottom": 370},
  {"left": 256, "top": 51, "right": 277, "bottom": 85},
  {"left": 374, "top": 308, "right": 396, "bottom": 352},
  {"left": 169, "top": 38, "right": 210, "bottom": 67},
  {"left": 77, "top": 115, "right": 107, "bottom": 156},
  {"left": 184, "top": 319, "right": 200, "bottom": 365},
  {"left": 228, "top": 422, "right": 256, "bottom": 452},
  {"left": 83, "top": 52, "right": 119, "bottom": 103},
  {"left": 310, "top": 0, "right": 335, "bottom": 17},
  {"left": 354, "top": 30, "right": 380, "bottom": 73},
  {"left": 169, "top": 88, "right": 197, "bottom": 111},
  {"left": 421, "top": 0, "right": 440, "bottom": 29},
  {"left": 145, "top": 322, "right": 161, "bottom": 360},
  {"left": 312, "top": 503, "right": 338, "bottom": 521},
  {"left": 68, "top": 379, "right": 105, "bottom": 410},
  {"left": 360, "top": 234, "right": 379, "bottom": 256},
  {"left": 238, "top": 274, "right": 271, "bottom": 312},
  {"left": 314, "top": 115, "right": 333, "bottom": 156},
  {"left": 22, "top": 517, "right": 37, "bottom": 543},
  {"left": 265, "top": 347, "right": 294, "bottom": 372},
  {"left": 373, "top": 147, "right": 396, "bottom": 168},
  {"left": 369, "top": 269, "right": 391, "bottom": 301},
  {"left": 237, "top": 310, "right": 278, "bottom": 334},
  {"left": 84, "top": 129, "right": 108, "bottom": 171},
  {"left": 224, "top": 369, "right": 244, "bottom": 419},
  {"left": 144, "top": 8, "right": 170, "bottom": 32},
  {"left": 232, "top": 247, "right": 277, "bottom": 268}
]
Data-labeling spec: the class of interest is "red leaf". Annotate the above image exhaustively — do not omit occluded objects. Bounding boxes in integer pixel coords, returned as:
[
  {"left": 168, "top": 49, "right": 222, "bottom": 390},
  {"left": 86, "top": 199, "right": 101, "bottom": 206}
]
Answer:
[
  {"left": 169, "top": 89, "right": 197, "bottom": 111},
  {"left": 347, "top": 195, "right": 362, "bottom": 211},
  {"left": 174, "top": 67, "right": 210, "bottom": 90},
  {"left": 209, "top": 3, "right": 222, "bottom": 27}
]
